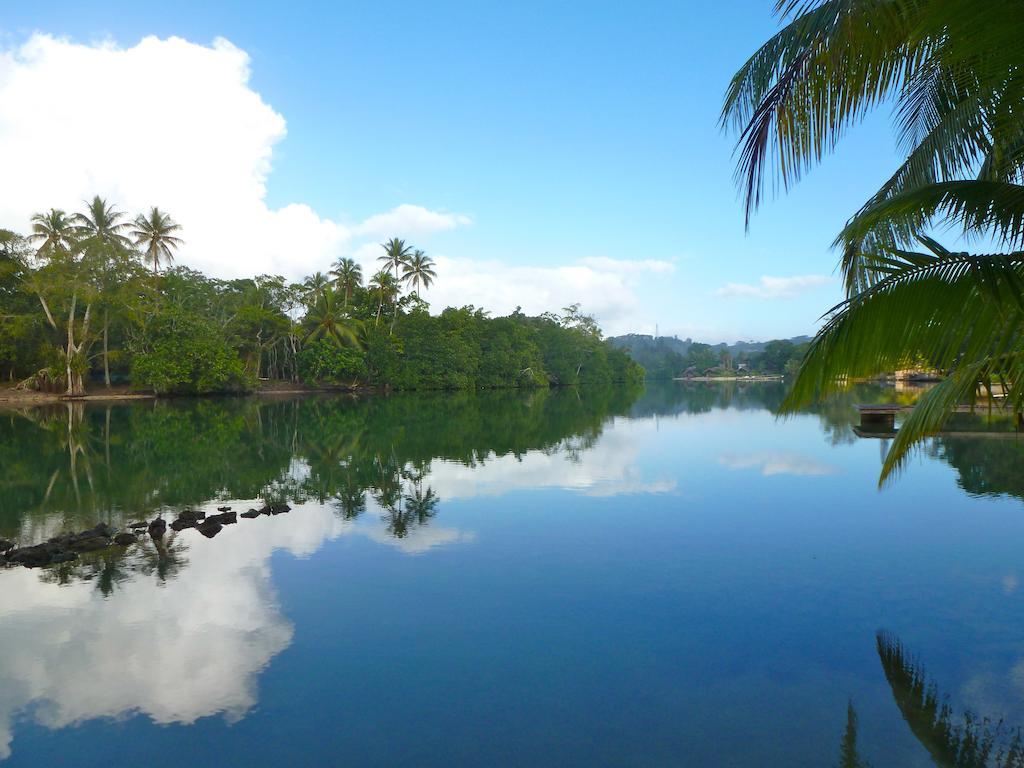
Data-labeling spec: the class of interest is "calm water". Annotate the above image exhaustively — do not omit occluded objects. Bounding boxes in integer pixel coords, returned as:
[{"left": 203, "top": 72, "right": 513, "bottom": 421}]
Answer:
[{"left": 2, "top": 383, "right": 1024, "bottom": 766}]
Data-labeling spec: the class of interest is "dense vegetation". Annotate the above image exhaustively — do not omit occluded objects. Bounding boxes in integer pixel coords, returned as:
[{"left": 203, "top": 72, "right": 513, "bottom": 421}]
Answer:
[
  {"left": 725, "top": 0, "right": 1024, "bottom": 481},
  {"left": 0, "top": 199, "right": 642, "bottom": 396},
  {"left": 609, "top": 334, "right": 809, "bottom": 379}
]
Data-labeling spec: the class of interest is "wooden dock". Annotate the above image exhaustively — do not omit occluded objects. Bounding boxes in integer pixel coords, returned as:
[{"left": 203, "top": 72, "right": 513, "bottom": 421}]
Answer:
[{"left": 854, "top": 404, "right": 1021, "bottom": 439}]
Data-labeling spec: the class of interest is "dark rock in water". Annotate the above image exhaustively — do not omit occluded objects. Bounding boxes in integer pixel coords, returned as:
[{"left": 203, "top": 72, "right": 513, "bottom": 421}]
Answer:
[
  {"left": 170, "top": 518, "right": 196, "bottom": 532},
  {"left": 90, "top": 522, "right": 115, "bottom": 538},
  {"left": 216, "top": 506, "right": 231, "bottom": 512},
  {"left": 68, "top": 536, "right": 110, "bottom": 553},
  {"left": 114, "top": 532, "right": 137, "bottom": 546},
  {"left": 205, "top": 511, "right": 237, "bottom": 526},
  {"left": 240, "top": 509, "right": 261, "bottom": 519},
  {"left": 49, "top": 551, "right": 78, "bottom": 564},
  {"left": 0, "top": 539, "right": 14, "bottom": 553},
  {"left": 128, "top": 521, "right": 148, "bottom": 530},
  {"left": 178, "top": 509, "right": 205, "bottom": 522},
  {"left": 257, "top": 503, "right": 291, "bottom": 516},
  {"left": 196, "top": 521, "right": 222, "bottom": 538},
  {"left": 148, "top": 518, "right": 167, "bottom": 539},
  {"left": 9, "top": 545, "right": 55, "bottom": 567}
]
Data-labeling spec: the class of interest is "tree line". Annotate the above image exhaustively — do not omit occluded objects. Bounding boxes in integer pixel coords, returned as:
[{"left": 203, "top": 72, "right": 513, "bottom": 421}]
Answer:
[
  {"left": 612, "top": 335, "right": 808, "bottom": 380},
  {"left": 0, "top": 198, "right": 643, "bottom": 396}
]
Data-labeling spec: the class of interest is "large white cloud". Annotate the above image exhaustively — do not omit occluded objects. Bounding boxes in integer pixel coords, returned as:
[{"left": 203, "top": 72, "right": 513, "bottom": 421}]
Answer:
[
  {"left": 0, "top": 34, "right": 472, "bottom": 281},
  {"left": 0, "top": 32, "right": 674, "bottom": 333}
]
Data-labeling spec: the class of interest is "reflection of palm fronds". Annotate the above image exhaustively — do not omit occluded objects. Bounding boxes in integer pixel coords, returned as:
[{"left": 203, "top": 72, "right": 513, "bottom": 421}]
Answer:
[
  {"left": 838, "top": 701, "right": 872, "bottom": 768},
  {"left": 876, "top": 631, "right": 1024, "bottom": 767},
  {"left": 136, "top": 531, "right": 189, "bottom": 583},
  {"left": 404, "top": 486, "right": 438, "bottom": 526}
]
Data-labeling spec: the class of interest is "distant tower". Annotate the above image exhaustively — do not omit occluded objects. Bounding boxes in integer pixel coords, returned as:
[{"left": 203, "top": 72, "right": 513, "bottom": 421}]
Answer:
[{"left": 655, "top": 323, "right": 658, "bottom": 340}]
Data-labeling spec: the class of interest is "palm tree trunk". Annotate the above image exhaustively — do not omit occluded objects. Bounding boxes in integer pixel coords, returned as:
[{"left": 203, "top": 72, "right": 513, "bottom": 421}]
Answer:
[
  {"left": 102, "top": 308, "right": 111, "bottom": 388},
  {"left": 66, "top": 292, "right": 77, "bottom": 396}
]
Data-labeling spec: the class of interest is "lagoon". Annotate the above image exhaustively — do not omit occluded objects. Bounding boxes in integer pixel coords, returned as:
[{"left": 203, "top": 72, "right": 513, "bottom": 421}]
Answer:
[{"left": 1, "top": 383, "right": 1024, "bottom": 766}]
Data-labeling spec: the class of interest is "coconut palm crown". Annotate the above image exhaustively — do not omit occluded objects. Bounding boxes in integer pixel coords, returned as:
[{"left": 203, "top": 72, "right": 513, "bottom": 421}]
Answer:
[{"left": 130, "top": 206, "right": 184, "bottom": 275}]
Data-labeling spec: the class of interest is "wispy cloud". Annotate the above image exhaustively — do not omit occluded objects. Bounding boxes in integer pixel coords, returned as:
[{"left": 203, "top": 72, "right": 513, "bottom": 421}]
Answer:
[
  {"left": 716, "top": 274, "right": 835, "bottom": 299},
  {"left": 354, "top": 204, "right": 472, "bottom": 238},
  {"left": 577, "top": 256, "right": 675, "bottom": 275},
  {"left": 718, "top": 451, "right": 839, "bottom": 477}
]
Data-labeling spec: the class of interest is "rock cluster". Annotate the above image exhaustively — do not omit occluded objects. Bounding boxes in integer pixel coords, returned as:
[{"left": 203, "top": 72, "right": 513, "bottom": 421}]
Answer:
[
  {"left": 2, "top": 522, "right": 114, "bottom": 568},
  {"left": 2, "top": 500, "right": 294, "bottom": 569}
]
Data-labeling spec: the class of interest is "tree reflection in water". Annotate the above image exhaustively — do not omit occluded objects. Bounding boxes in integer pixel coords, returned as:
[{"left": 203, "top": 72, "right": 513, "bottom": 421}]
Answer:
[
  {"left": 838, "top": 633, "right": 1024, "bottom": 768},
  {"left": 0, "top": 385, "right": 643, "bottom": 571}
]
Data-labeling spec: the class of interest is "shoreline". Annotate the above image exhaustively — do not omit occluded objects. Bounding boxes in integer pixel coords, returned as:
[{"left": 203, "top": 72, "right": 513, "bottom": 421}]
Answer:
[
  {"left": 673, "top": 375, "right": 784, "bottom": 382},
  {"left": 0, "top": 384, "right": 352, "bottom": 407}
]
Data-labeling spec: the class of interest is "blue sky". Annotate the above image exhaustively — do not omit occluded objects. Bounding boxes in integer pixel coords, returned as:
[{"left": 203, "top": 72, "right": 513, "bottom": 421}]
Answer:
[{"left": 0, "top": 1, "right": 905, "bottom": 342}]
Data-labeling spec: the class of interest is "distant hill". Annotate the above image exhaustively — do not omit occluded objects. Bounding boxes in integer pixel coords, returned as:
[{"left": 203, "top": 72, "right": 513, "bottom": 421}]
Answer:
[
  {"left": 607, "top": 333, "right": 813, "bottom": 378},
  {"left": 608, "top": 333, "right": 811, "bottom": 356}
]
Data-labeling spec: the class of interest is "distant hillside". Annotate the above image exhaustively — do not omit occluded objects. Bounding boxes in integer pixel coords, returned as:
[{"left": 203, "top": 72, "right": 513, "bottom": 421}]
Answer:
[{"left": 608, "top": 333, "right": 813, "bottom": 379}]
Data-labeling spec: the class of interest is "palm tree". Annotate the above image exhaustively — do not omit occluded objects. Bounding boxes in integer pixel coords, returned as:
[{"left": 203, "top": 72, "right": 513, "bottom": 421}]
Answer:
[
  {"left": 330, "top": 257, "right": 362, "bottom": 308},
  {"left": 77, "top": 198, "right": 141, "bottom": 388},
  {"left": 378, "top": 238, "right": 413, "bottom": 331},
  {"left": 402, "top": 249, "right": 436, "bottom": 297},
  {"left": 303, "top": 285, "right": 360, "bottom": 347},
  {"left": 378, "top": 238, "right": 413, "bottom": 283},
  {"left": 130, "top": 206, "right": 183, "bottom": 276},
  {"left": 368, "top": 269, "right": 398, "bottom": 325},
  {"left": 29, "top": 209, "right": 77, "bottom": 257},
  {"left": 75, "top": 196, "right": 133, "bottom": 252},
  {"left": 302, "top": 271, "right": 331, "bottom": 302},
  {"left": 724, "top": 1, "right": 1024, "bottom": 482}
]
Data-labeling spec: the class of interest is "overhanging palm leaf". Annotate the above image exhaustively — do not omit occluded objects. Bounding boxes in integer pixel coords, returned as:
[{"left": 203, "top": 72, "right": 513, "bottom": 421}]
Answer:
[
  {"left": 782, "top": 241, "right": 1024, "bottom": 482},
  {"left": 839, "top": 181, "right": 1024, "bottom": 289}
]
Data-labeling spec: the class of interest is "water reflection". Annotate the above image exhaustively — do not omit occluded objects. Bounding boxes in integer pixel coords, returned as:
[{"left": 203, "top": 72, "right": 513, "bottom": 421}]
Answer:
[
  {"left": 838, "top": 633, "right": 1024, "bottom": 767},
  {"left": 2, "top": 382, "right": 1024, "bottom": 765},
  {"left": 0, "top": 386, "right": 652, "bottom": 760},
  {"left": 0, "top": 386, "right": 644, "bottom": 542}
]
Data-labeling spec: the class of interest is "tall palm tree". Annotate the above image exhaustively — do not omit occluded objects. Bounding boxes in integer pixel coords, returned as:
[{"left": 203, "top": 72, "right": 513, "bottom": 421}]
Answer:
[
  {"left": 378, "top": 238, "right": 414, "bottom": 283},
  {"left": 330, "top": 257, "right": 362, "bottom": 308},
  {"left": 302, "top": 271, "right": 331, "bottom": 300},
  {"left": 303, "top": 285, "right": 360, "bottom": 347},
  {"left": 130, "top": 206, "right": 183, "bottom": 276},
  {"left": 368, "top": 269, "right": 398, "bottom": 325},
  {"left": 75, "top": 196, "right": 133, "bottom": 252},
  {"left": 724, "top": 0, "right": 1024, "bottom": 482},
  {"left": 378, "top": 238, "right": 413, "bottom": 331},
  {"left": 29, "top": 209, "right": 77, "bottom": 257},
  {"left": 401, "top": 249, "right": 436, "bottom": 297}
]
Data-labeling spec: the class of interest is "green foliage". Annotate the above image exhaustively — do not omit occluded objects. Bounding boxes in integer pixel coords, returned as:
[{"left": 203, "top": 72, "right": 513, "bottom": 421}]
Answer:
[
  {"left": 297, "top": 338, "right": 366, "bottom": 384},
  {"left": 131, "top": 309, "right": 252, "bottom": 395},
  {"left": 727, "top": 0, "right": 1024, "bottom": 483},
  {"left": 6, "top": 200, "right": 642, "bottom": 395}
]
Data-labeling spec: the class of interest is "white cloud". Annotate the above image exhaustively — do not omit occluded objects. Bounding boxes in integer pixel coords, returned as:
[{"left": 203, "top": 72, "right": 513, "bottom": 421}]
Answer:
[
  {"left": 354, "top": 204, "right": 471, "bottom": 238},
  {"left": 577, "top": 256, "right": 675, "bottom": 275},
  {"left": 407, "top": 255, "right": 662, "bottom": 335},
  {"left": 0, "top": 33, "right": 663, "bottom": 332},
  {"left": 718, "top": 451, "right": 839, "bottom": 477},
  {"left": 716, "top": 275, "right": 835, "bottom": 299},
  {"left": 0, "top": 34, "right": 469, "bottom": 281}
]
